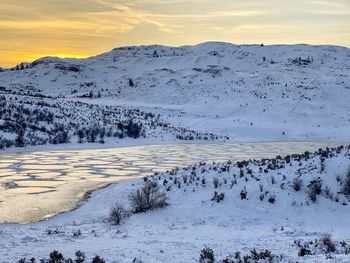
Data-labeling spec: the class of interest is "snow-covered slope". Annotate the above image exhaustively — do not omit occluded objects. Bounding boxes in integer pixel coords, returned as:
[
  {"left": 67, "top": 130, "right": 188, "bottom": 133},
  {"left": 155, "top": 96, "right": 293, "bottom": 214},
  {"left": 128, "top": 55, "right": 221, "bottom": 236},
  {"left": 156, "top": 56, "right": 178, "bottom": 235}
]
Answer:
[
  {"left": 1, "top": 43, "right": 349, "bottom": 103},
  {"left": 0, "top": 42, "right": 349, "bottom": 146},
  {"left": 2, "top": 144, "right": 350, "bottom": 262},
  {"left": 0, "top": 94, "right": 225, "bottom": 150}
]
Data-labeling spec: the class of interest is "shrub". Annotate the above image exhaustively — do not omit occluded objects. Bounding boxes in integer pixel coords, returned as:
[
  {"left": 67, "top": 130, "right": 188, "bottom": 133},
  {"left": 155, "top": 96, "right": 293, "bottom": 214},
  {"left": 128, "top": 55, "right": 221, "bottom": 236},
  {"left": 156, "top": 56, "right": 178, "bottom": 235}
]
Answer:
[
  {"left": 49, "top": 250, "right": 64, "bottom": 262},
  {"left": 268, "top": 194, "right": 276, "bottom": 204},
  {"left": 257, "top": 249, "right": 273, "bottom": 260},
  {"left": 16, "top": 250, "right": 106, "bottom": 263},
  {"left": 250, "top": 248, "right": 273, "bottom": 261},
  {"left": 322, "top": 234, "right": 336, "bottom": 253},
  {"left": 72, "top": 229, "right": 82, "bottom": 237},
  {"left": 298, "top": 245, "right": 312, "bottom": 257},
  {"left": 91, "top": 256, "right": 105, "bottom": 263},
  {"left": 125, "top": 119, "right": 142, "bottom": 139},
  {"left": 311, "top": 179, "right": 322, "bottom": 194},
  {"left": 324, "top": 186, "right": 334, "bottom": 200},
  {"left": 199, "top": 246, "right": 215, "bottom": 263},
  {"left": 271, "top": 176, "right": 276, "bottom": 184},
  {"left": 342, "top": 168, "right": 350, "bottom": 196},
  {"left": 259, "top": 184, "right": 263, "bottom": 192},
  {"left": 213, "top": 178, "right": 219, "bottom": 188},
  {"left": 308, "top": 178, "right": 322, "bottom": 202},
  {"left": 223, "top": 249, "right": 274, "bottom": 262},
  {"left": 46, "top": 227, "right": 62, "bottom": 235},
  {"left": 109, "top": 203, "right": 129, "bottom": 225},
  {"left": 129, "top": 182, "right": 168, "bottom": 213},
  {"left": 309, "top": 188, "right": 317, "bottom": 202},
  {"left": 240, "top": 189, "right": 247, "bottom": 200},
  {"left": 259, "top": 193, "right": 265, "bottom": 201},
  {"left": 250, "top": 248, "right": 260, "bottom": 260},
  {"left": 211, "top": 192, "right": 224, "bottom": 203},
  {"left": 75, "top": 250, "right": 85, "bottom": 263},
  {"left": 292, "top": 178, "right": 302, "bottom": 191}
]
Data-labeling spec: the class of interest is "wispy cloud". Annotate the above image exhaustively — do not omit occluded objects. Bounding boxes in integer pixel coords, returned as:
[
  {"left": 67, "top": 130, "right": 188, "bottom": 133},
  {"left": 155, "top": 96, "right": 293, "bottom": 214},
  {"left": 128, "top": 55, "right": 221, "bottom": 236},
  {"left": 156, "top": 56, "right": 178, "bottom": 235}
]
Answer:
[{"left": 0, "top": 0, "right": 349, "bottom": 67}]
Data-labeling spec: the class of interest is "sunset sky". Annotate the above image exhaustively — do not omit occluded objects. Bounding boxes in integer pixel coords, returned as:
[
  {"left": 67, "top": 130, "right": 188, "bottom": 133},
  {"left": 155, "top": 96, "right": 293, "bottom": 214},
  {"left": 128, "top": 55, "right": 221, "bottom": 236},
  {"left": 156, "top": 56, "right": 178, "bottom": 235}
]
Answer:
[{"left": 0, "top": 0, "right": 349, "bottom": 67}]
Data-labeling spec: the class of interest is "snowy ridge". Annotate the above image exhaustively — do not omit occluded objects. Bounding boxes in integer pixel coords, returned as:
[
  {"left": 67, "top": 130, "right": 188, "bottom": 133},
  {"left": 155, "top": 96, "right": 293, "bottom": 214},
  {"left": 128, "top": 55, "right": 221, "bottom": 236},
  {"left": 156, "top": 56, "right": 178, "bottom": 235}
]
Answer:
[
  {"left": 2, "top": 42, "right": 349, "bottom": 103},
  {"left": 0, "top": 42, "right": 349, "bottom": 144}
]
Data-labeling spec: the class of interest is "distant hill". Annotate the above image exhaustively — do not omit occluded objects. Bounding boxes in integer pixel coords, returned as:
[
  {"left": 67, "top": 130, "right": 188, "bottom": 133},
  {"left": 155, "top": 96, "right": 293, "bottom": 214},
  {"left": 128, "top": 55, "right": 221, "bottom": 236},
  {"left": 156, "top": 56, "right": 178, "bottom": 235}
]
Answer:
[{"left": 0, "top": 42, "right": 349, "bottom": 148}]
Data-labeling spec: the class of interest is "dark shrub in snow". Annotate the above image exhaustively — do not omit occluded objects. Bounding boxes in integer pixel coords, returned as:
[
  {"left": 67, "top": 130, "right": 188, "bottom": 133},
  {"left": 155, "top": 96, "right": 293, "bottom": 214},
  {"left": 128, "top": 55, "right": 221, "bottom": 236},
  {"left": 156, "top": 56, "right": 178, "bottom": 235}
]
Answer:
[
  {"left": 75, "top": 250, "right": 85, "bottom": 263},
  {"left": 199, "top": 246, "right": 215, "bottom": 263},
  {"left": 292, "top": 178, "right": 302, "bottom": 191},
  {"left": 321, "top": 234, "right": 336, "bottom": 253},
  {"left": 129, "top": 182, "right": 168, "bottom": 213},
  {"left": 91, "top": 256, "right": 105, "bottom": 263},
  {"left": 221, "top": 248, "right": 275, "bottom": 262},
  {"left": 298, "top": 245, "right": 312, "bottom": 257},
  {"left": 308, "top": 178, "right": 322, "bottom": 202},
  {"left": 211, "top": 191, "right": 225, "bottom": 203},
  {"left": 213, "top": 178, "right": 219, "bottom": 188},
  {"left": 342, "top": 167, "right": 350, "bottom": 196},
  {"left": 240, "top": 189, "right": 247, "bottom": 200},
  {"left": 109, "top": 203, "right": 129, "bottom": 225},
  {"left": 17, "top": 250, "right": 106, "bottom": 263},
  {"left": 125, "top": 119, "right": 143, "bottom": 139},
  {"left": 49, "top": 250, "right": 64, "bottom": 262},
  {"left": 268, "top": 194, "right": 276, "bottom": 204}
]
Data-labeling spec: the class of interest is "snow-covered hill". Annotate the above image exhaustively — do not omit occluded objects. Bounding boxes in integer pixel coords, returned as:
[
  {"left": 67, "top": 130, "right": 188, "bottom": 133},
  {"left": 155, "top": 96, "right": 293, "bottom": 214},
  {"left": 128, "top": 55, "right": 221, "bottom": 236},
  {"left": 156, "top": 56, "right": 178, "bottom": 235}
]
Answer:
[
  {"left": 1, "top": 43, "right": 349, "bottom": 103},
  {"left": 0, "top": 42, "right": 349, "bottom": 147}
]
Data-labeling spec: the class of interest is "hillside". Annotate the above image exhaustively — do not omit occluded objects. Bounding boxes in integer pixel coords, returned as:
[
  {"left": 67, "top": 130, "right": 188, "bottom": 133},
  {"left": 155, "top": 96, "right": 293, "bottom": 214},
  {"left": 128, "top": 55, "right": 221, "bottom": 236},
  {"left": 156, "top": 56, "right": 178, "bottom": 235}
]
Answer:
[
  {"left": 3, "top": 144, "right": 350, "bottom": 262},
  {"left": 0, "top": 42, "right": 349, "bottom": 148},
  {"left": 0, "top": 94, "right": 225, "bottom": 150}
]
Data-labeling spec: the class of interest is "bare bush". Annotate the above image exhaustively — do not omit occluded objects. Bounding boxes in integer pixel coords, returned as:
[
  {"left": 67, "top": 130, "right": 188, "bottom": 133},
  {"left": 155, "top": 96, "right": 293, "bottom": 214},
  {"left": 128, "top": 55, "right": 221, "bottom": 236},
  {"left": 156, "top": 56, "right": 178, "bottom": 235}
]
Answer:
[
  {"left": 342, "top": 168, "right": 350, "bottom": 196},
  {"left": 109, "top": 203, "right": 129, "bottom": 225},
  {"left": 292, "top": 178, "right": 302, "bottom": 191},
  {"left": 259, "top": 184, "right": 263, "bottom": 192},
  {"left": 321, "top": 234, "right": 336, "bottom": 253},
  {"left": 309, "top": 188, "right": 317, "bottom": 202},
  {"left": 271, "top": 176, "right": 276, "bottom": 185},
  {"left": 308, "top": 179, "right": 322, "bottom": 202},
  {"left": 213, "top": 178, "right": 219, "bottom": 188},
  {"left": 324, "top": 186, "right": 334, "bottom": 201},
  {"left": 129, "top": 182, "right": 168, "bottom": 213}
]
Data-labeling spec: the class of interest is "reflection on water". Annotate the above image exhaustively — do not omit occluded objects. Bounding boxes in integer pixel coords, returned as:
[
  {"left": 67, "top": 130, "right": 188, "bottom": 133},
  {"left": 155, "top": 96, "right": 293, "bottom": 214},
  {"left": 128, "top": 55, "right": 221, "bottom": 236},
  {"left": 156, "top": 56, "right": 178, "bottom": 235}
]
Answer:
[{"left": 0, "top": 142, "right": 346, "bottom": 223}]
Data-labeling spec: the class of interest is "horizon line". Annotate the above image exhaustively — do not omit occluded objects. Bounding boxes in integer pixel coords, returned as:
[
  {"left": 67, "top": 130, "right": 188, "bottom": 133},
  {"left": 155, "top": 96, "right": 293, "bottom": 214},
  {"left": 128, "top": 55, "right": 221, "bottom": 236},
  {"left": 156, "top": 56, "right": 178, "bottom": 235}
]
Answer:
[{"left": 1, "top": 41, "right": 349, "bottom": 69}]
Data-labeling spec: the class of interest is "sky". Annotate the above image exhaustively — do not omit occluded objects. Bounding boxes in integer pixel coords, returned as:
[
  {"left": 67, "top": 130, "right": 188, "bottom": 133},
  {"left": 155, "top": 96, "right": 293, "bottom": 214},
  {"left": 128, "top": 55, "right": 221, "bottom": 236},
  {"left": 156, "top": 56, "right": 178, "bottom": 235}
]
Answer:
[{"left": 0, "top": 0, "right": 349, "bottom": 67}]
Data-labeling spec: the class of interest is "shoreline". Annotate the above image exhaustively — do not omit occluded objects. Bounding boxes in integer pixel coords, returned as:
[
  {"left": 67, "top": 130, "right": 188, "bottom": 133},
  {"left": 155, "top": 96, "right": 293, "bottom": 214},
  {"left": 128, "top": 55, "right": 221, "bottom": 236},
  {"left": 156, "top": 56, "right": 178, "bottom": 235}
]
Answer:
[
  {"left": 0, "top": 141, "right": 348, "bottom": 224},
  {"left": 0, "top": 138, "right": 348, "bottom": 155},
  {"left": 1, "top": 144, "right": 349, "bottom": 262}
]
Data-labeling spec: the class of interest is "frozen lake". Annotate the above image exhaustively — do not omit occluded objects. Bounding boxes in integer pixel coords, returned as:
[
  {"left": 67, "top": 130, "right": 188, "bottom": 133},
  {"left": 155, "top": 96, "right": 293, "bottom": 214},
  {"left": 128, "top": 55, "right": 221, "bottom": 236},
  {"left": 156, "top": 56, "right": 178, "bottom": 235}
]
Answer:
[{"left": 0, "top": 142, "right": 345, "bottom": 223}]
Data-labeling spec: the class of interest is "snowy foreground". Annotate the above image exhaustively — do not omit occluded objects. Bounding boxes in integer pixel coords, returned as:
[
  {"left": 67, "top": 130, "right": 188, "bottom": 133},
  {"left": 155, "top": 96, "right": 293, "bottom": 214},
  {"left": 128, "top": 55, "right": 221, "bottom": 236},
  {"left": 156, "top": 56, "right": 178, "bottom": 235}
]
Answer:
[{"left": 1, "top": 144, "right": 350, "bottom": 263}]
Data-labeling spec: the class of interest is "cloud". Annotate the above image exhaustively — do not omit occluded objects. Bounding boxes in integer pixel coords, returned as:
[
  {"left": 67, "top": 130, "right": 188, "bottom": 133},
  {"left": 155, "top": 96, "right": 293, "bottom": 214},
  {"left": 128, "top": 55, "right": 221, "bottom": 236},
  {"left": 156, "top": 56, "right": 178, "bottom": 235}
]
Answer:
[{"left": 0, "top": 0, "right": 349, "bottom": 67}]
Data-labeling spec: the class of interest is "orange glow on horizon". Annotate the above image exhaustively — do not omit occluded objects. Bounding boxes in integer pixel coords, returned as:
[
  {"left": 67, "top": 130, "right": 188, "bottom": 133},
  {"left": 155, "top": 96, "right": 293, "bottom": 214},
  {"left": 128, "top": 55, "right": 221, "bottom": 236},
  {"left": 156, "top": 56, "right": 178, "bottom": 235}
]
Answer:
[{"left": 0, "top": 0, "right": 349, "bottom": 67}]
